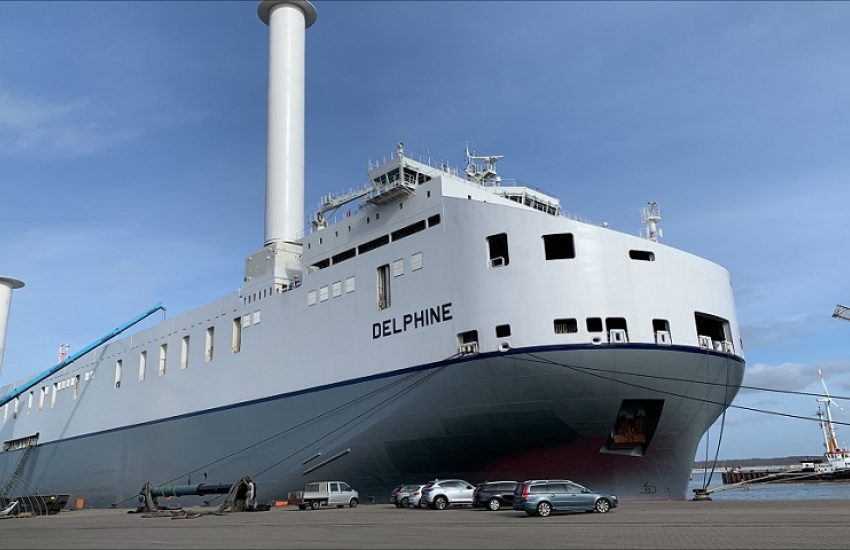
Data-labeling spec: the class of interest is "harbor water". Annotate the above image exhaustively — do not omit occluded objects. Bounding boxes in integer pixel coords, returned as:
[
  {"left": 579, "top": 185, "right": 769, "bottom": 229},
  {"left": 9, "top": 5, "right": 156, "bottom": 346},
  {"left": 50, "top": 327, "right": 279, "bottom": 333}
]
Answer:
[{"left": 689, "top": 471, "right": 850, "bottom": 500}]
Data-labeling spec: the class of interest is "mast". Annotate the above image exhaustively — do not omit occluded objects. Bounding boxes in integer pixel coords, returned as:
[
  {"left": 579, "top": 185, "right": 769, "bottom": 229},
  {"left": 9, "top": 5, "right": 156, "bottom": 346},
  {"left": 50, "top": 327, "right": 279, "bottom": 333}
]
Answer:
[
  {"left": 816, "top": 368, "right": 841, "bottom": 455},
  {"left": 0, "top": 276, "right": 24, "bottom": 383}
]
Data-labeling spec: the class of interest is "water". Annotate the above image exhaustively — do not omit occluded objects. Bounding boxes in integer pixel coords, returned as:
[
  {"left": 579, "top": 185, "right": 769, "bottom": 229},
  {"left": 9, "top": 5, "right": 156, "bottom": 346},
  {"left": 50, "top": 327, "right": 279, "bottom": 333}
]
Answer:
[{"left": 688, "top": 472, "right": 850, "bottom": 500}]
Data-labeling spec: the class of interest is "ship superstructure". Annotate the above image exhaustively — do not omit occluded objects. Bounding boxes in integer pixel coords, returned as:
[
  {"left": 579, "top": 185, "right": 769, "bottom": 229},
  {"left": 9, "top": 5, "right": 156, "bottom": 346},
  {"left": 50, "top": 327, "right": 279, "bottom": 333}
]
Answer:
[{"left": 0, "top": 0, "right": 745, "bottom": 508}]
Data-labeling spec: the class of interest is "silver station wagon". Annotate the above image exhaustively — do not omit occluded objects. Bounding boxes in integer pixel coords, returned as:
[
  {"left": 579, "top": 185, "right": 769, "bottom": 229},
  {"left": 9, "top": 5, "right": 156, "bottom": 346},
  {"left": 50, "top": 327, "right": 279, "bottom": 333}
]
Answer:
[{"left": 513, "top": 480, "right": 618, "bottom": 517}]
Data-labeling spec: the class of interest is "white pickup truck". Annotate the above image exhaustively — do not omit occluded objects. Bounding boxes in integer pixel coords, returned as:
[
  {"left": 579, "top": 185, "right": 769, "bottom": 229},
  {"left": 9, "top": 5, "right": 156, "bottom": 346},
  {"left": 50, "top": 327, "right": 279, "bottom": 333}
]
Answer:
[{"left": 298, "top": 481, "right": 359, "bottom": 510}]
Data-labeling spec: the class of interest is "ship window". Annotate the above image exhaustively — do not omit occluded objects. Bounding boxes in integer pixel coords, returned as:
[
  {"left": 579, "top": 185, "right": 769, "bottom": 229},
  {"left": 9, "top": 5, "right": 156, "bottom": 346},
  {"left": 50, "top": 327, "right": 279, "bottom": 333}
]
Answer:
[
  {"left": 181, "top": 336, "right": 190, "bottom": 369},
  {"left": 13, "top": 397, "right": 18, "bottom": 417},
  {"left": 543, "top": 233, "right": 575, "bottom": 260},
  {"left": 487, "top": 233, "right": 510, "bottom": 267},
  {"left": 428, "top": 214, "right": 441, "bottom": 227},
  {"left": 232, "top": 318, "right": 242, "bottom": 353},
  {"left": 73, "top": 375, "right": 80, "bottom": 399},
  {"left": 307, "top": 290, "right": 317, "bottom": 306},
  {"left": 358, "top": 235, "right": 389, "bottom": 255},
  {"left": 653, "top": 319, "right": 671, "bottom": 345},
  {"left": 345, "top": 276, "right": 356, "bottom": 293},
  {"left": 311, "top": 258, "right": 330, "bottom": 270},
  {"left": 601, "top": 399, "right": 664, "bottom": 456},
  {"left": 393, "top": 258, "right": 404, "bottom": 277},
  {"left": 496, "top": 324, "right": 511, "bottom": 338},
  {"left": 606, "top": 318, "right": 628, "bottom": 343},
  {"left": 554, "top": 318, "right": 578, "bottom": 334},
  {"left": 377, "top": 264, "right": 391, "bottom": 310},
  {"left": 51, "top": 383, "right": 57, "bottom": 408},
  {"left": 332, "top": 281, "right": 342, "bottom": 298},
  {"left": 695, "top": 312, "right": 730, "bottom": 341},
  {"left": 205, "top": 326, "right": 215, "bottom": 362},
  {"left": 586, "top": 318, "right": 603, "bottom": 332},
  {"left": 139, "top": 350, "right": 147, "bottom": 381},
  {"left": 391, "top": 220, "right": 426, "bottom": 241},
  {"left": 411, "top": 252, "right": 423, "bottom": 271},
  {"left": 27, "top": 391, "right": 33, "bottom": 414},
  {"left": 38, "top": 387, "right": 46, "bottom": 411},
  {"left": 319, "top": 286, "right": 329, "bottom": 302},
  {"left": 629, "top": 250, "right": 655, "bottom": 261},
  {"left": 332, "top": 248, "right": 356, "bottom": 265},
  {"left": 159, "top": 344, "right": 168, "bottom": 376},
  {"left": 114, "top": 360, "right": 123, "bottom": 388}
]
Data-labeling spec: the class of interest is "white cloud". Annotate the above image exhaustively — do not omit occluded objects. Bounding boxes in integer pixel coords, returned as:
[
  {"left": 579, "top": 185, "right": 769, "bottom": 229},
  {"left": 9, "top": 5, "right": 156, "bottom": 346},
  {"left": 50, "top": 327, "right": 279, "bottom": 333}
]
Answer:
[{"left": 0, "top": 87, "right": 135, "bottom": 158}]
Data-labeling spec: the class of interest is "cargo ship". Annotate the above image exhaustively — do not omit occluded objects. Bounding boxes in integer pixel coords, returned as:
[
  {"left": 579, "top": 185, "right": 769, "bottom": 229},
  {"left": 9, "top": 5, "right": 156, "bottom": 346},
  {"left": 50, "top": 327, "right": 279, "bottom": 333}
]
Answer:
[{"left": 0, "top": 1, "right": 745, "bottom": 508}]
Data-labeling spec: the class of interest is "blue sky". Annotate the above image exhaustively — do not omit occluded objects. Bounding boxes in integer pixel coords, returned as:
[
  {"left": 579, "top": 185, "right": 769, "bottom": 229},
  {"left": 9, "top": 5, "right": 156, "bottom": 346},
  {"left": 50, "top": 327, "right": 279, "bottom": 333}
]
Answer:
[{"left": 1, "top": 1, "right": 849, "bottom": 460}]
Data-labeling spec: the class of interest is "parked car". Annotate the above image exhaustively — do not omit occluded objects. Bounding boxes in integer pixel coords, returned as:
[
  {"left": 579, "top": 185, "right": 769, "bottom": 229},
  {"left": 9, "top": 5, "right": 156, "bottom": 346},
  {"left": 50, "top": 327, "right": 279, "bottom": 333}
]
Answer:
[
  {"left": 420, "top": 479, "right": 476, "bottom": 510},
  {"left": 396, "top": 484, "right": 425, "bottom": 508},
  {"left": 298, "top": 481, "right": 359, "bottom": 510},
  {"left": 473, "top": 481, "right": 519, "bottom": 511},
  {"left": 389, "top": 484, "right": 403, "bottom": 506},
  {"left": 513, "top": 480, "right": 618, "bottom": 517}
]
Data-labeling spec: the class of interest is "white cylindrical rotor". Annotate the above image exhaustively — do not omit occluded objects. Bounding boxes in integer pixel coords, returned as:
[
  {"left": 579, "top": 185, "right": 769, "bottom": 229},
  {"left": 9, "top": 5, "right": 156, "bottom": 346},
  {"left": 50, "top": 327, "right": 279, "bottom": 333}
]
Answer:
[
  {"left": 0, "top": 276, "right": 24, "bottom": 382},
  {"left": 258, "top": 0, "right": 316, "bottom": 246}
]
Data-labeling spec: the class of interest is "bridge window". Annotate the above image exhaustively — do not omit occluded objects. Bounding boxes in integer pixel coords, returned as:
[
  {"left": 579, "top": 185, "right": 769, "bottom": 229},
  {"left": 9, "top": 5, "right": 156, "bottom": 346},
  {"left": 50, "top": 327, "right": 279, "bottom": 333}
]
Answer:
[
  {"left": 332, "top": 248, "right": 356, "bottom": 265},
  {"left": 359, "top": 235, "right": 390, "bottom": 255},
  {"left": 495, "top": 324, "right": 511, "bottom": 338}
]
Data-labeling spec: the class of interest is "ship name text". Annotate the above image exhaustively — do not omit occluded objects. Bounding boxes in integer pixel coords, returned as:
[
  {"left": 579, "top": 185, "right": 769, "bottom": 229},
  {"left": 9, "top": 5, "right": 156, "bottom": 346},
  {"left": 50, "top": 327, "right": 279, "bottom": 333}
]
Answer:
[{"left": 372, "top": 302, "right": 453, "bottom": 340}]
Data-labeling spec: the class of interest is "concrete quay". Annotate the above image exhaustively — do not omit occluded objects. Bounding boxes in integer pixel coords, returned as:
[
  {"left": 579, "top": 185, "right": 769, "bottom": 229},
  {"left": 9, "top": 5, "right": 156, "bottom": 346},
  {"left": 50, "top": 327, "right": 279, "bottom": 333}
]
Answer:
[{"left": 0, "top": 499, "right": 847, "bottom": 549}]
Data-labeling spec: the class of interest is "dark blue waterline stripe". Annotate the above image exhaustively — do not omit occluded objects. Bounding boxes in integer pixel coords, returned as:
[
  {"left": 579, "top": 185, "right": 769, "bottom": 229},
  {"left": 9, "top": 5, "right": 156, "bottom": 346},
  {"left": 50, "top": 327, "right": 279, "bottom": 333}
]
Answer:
[{"left": 6, "top": 343, "right": 744, "bottom": 451}]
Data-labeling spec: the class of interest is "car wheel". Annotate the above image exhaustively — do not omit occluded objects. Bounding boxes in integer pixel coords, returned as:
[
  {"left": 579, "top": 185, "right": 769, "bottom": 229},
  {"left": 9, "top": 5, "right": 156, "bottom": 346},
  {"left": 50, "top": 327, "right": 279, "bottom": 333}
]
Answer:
[
  {"left": 594, "top": 498, "right": 611, "bottom": 513},
  {"left": 487, "top": 498, "right": 501, "bottom": 511},
  {"left": 349, "top": 498, "right": 359, "bottom": 508},
  {"left": 536, "top": 501, "right": 551, "bottom": 517},
  {"left": 401, "top": 497, "right": 409, "bottom": 507},
  {"left": 434, "top": 496, "right": 448, "bottom": 510},
  {"left": 310, "top": 500, "right": 320, "bottom": 510}
]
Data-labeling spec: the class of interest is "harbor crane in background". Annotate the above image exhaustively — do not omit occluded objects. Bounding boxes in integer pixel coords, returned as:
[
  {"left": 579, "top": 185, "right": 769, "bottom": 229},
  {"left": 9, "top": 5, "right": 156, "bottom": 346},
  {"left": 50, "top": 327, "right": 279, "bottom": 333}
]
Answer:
[{"left": 833, "top": 305, "right": 850, "bottom": 323}]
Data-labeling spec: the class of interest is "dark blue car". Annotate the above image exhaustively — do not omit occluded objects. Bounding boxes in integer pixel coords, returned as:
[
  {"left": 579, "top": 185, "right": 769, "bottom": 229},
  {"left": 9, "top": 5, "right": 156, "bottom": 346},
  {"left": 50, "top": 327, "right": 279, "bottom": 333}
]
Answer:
[{"left": 513, "top": 479, "right": 618, "bottom": 517}]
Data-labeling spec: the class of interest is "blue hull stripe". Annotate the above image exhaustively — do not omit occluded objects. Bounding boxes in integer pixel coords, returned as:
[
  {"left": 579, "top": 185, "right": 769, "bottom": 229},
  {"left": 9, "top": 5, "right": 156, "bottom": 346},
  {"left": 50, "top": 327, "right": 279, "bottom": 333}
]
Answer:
[{"left": 14, "top": 343, "right": 745, "bottom": 450}]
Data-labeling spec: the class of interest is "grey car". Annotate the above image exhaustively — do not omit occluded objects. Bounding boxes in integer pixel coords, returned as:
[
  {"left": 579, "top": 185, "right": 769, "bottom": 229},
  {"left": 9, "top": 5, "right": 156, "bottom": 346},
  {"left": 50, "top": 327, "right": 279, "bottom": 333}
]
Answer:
[
  {"left": 513, "top": 480, "right": 618, "bottom": 517},
  {"left": 420, "top": 479, "right": 475, "bottom": 510}
]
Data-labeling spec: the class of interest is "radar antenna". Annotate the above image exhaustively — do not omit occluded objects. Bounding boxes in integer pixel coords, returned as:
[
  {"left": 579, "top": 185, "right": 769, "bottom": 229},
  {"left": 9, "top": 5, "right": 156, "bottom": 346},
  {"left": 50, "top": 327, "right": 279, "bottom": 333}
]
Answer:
[
  {"left": 641, "top": 202, "right": 662, "bottom": 242},
  {"left": 465, "top": 143, "right": 504, "bottom": 186}
]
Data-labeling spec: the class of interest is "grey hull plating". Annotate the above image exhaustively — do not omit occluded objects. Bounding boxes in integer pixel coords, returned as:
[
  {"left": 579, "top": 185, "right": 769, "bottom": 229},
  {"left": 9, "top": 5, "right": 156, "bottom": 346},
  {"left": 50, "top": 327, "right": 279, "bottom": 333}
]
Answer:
[{"left": 0, "top": 345, "right": 743, "bottom": 507}]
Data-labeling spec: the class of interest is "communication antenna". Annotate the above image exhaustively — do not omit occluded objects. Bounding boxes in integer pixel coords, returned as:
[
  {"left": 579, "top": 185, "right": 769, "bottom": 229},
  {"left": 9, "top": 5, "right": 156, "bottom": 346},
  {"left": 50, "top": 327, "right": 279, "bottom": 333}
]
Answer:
[
  {"left": 640, "top": 202, "right": 662, "bottom": 242},
  {"left": 833, "top": 304, "right": 850, "bottom": 323}
]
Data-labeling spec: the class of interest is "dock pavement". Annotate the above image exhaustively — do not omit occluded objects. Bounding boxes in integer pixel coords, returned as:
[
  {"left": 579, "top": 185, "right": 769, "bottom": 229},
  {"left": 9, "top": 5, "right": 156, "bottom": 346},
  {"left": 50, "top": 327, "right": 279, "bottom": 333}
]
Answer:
[{"left": 0, "top": 499, "right": 846, "bottom": 549}]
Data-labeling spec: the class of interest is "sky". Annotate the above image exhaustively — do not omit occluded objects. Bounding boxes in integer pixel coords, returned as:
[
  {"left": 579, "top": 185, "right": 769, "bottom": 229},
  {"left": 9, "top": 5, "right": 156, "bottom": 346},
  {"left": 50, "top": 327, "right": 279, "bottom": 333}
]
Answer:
[{"left": 0, "top": 1, "right": 848, "bottom": 461}]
